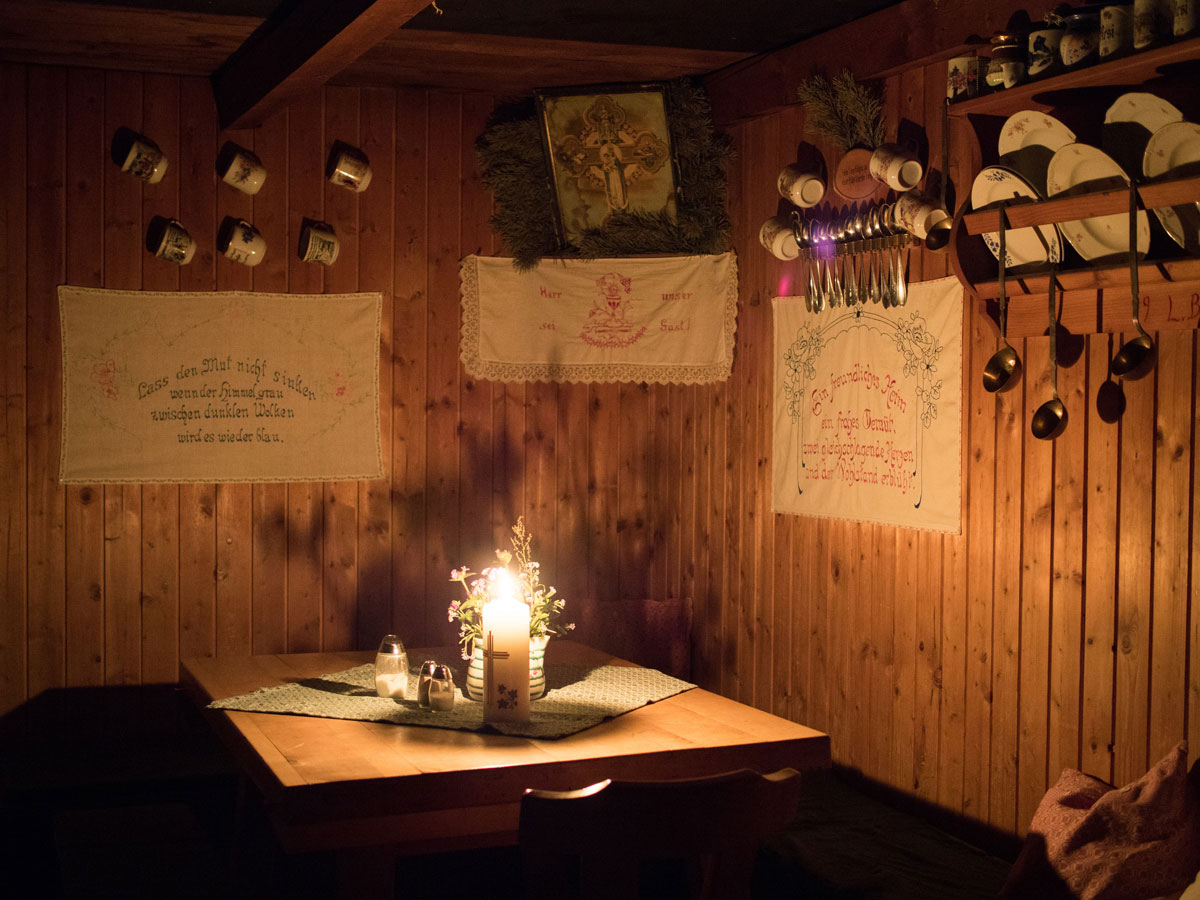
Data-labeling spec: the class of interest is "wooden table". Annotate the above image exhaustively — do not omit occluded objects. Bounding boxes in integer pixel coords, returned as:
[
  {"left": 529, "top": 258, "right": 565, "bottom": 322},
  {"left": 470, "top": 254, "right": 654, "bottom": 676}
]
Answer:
[{"left": 181, "top": 641, "right": 830, "bottom": 897}]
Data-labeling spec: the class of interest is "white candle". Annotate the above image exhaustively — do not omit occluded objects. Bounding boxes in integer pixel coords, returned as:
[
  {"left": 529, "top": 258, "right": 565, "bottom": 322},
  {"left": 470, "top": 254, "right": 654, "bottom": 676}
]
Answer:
[{"left": 481, "top": 570, "right": 530, "bottom": 723}]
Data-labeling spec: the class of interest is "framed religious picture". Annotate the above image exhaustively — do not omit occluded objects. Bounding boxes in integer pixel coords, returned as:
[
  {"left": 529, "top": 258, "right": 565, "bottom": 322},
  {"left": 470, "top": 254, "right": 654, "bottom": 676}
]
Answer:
[{"left": 535, "top": 83, "right": 681, "bottom": 249}]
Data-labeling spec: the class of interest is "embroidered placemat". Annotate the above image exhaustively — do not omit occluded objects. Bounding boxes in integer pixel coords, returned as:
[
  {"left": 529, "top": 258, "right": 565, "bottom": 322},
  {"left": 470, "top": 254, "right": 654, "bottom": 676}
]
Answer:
[{"left": 208, "top": 660, "right": 696, "bottom": 739}]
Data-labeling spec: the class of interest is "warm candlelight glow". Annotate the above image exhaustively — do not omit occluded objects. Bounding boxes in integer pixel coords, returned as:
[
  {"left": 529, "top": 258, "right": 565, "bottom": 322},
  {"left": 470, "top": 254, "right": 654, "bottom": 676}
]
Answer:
[{"left": 482, "top": 570, "right": 531, "bottom": 722}]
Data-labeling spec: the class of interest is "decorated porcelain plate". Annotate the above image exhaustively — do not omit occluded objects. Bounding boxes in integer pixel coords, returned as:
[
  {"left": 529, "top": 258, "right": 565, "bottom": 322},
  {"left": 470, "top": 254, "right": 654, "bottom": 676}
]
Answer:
[
  {"left": 970, "top": 165, "right": 1063, "bottom": 268},
  {"left": 1102, "top": 92, "right": 1185, "bottom": 178},
  {"left": 1142, "top": 120, "right": 1200, "bottom": 251},
  {"left": 1045, "top": 143, "right": 1150, "bottom": 262},
  {"left": 997, "top": 111, "right": 1076, "bottom": 157},
  {"left": 1103, "top": 92, "right": 1184, "bottom": 134}
]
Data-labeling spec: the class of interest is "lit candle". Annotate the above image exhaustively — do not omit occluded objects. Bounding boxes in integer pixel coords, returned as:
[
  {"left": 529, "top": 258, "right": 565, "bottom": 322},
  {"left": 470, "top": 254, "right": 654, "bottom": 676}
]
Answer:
[{"left": 481, "top": 569, "right": 530, "bottom": 723}]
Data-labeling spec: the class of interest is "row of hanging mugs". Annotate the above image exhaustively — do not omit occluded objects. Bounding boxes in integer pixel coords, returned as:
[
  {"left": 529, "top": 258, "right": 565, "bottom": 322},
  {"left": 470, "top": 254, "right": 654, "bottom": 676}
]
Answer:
[
  {"left": 116, "top": 128, "right": 369, "bottom": 267},
  {"left": 760, "top": 196, "right": 953, "bottom": 310}
]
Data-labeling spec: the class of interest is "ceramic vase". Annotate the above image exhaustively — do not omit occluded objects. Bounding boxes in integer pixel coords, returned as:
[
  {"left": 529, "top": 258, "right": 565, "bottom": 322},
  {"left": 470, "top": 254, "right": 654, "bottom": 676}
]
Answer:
[{"left": 466, "top": 634, "right": 549, "bottom": 702}]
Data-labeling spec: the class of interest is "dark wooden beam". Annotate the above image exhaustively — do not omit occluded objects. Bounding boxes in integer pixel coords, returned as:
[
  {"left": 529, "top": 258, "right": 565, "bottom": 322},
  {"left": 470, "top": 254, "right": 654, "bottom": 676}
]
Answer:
[
  {"left": 212, "top": 0, "right": 431, "bottom": 130},
  {"left": 340, "top": 30, "right": 749, "bottom": 98}
]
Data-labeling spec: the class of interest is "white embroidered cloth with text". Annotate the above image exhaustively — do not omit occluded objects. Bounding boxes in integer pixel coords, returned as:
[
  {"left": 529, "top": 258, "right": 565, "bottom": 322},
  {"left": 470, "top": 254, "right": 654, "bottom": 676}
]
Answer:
[{"left": 459, "top": 252, "right": 738, "bottom": 384}]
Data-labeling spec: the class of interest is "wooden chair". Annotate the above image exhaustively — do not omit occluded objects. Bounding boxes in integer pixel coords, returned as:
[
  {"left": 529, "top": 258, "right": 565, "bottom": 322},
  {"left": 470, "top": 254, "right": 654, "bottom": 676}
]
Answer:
[{"left": 518, "top": 767, "right": 802, "bottom": 900}]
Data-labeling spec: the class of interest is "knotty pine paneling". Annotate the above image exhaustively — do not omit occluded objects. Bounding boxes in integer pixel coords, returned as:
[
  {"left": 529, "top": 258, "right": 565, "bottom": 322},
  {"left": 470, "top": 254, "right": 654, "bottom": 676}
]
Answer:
[
  {"left": 1, "top": 65, "right": 703, "bottom": 739},
  {"left": 711, "top": 52, "right": 1199, "bottom": 838},
  {"left": 2, "top": 54, "right": 1197, "bottom": 843}
]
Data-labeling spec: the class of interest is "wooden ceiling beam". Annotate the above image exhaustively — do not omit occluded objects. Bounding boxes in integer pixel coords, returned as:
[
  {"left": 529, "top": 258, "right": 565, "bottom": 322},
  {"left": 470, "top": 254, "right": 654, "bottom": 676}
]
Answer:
[{"left": 212, "top": 0, "right": 431, "bottom": 130}]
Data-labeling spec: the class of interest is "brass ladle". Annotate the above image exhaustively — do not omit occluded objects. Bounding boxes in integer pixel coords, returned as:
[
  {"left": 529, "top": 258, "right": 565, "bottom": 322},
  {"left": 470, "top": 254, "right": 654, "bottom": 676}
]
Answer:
[
  {"left": 1031, "top": 266, "right": 1067, "bottom": 440},
  {"left": 981, "top": 202, "right": 1022, "bottom": 393},
  {"left": 1110, "top": 180, "right": 1155, "bottom": 380}
]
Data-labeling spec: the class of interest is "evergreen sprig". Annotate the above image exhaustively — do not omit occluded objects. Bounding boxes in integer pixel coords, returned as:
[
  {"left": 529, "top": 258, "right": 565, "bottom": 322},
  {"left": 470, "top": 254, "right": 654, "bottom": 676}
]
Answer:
[{"left": 796, "top": 69, "right": 885, "bottom": 151}]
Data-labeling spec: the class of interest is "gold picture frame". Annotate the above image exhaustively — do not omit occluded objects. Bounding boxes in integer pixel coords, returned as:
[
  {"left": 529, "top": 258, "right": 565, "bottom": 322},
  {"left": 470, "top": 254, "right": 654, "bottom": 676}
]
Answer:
[{"left": 535, "top": 83, "right": 680, "bottom": 249}]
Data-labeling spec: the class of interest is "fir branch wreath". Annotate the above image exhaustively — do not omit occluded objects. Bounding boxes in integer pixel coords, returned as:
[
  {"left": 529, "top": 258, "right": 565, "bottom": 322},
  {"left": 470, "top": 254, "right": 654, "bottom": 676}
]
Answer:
[
  {"left": 476, "top": 79, "right": 734, "bottom": 270},
  {"left": 795, "top": 70, "right": 886, "bottom": 151}
]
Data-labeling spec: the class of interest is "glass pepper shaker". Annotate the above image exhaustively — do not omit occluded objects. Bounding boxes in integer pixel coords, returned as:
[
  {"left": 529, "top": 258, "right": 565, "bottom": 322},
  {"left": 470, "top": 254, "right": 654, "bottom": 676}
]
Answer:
[
  {"left": 417, "top": 659, "right": 437, "bottom": 709},
  {"left": 429, "top": 665, "right": 455, "bottom": 711},
  {"left": 374, "top": 634, "right": 409, "bottom": 699}
]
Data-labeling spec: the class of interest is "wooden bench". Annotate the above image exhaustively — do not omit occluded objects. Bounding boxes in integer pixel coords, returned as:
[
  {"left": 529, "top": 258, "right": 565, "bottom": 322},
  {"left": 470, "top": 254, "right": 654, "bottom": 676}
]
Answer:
[{"left": 757, "top": 768, "right": 1016, "bottom": 899}]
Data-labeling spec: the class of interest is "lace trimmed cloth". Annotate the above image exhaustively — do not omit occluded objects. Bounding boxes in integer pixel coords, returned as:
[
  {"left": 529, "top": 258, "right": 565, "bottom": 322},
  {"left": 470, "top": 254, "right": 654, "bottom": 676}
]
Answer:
[
  {"left": 459, "top": 252, "right": 738, "bottom": 385},
  {"left": 208, "top": 660, "right": 696, "bottom": 740}
]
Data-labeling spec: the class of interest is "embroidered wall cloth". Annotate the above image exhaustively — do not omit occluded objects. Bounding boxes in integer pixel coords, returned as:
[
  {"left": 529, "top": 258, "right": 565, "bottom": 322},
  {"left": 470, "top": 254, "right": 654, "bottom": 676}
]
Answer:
[
  {"left": 771, "top": 276, "right": 963, "bottom": 533},
  {"left": 58, "top": 286, "right": 382, "bottom": 484},
  {"left": 459, "top": 252, "right": 738, "bottom": 384}
]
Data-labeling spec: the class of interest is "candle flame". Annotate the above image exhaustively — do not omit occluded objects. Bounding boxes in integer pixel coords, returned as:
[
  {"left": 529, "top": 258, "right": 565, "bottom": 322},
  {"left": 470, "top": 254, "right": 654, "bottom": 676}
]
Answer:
[{"left": 489, "top": 568, "right": 521, "bottom": 605}]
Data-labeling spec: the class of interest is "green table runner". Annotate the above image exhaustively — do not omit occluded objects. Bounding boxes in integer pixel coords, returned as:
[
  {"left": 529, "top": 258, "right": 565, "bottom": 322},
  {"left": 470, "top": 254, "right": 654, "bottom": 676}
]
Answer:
[{"left": 208, "top": 660, "right": 696, "bottom": 740}]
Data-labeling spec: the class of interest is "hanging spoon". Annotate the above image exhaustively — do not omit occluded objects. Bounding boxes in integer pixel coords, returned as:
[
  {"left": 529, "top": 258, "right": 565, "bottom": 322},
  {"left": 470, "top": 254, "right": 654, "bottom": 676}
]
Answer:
[
  {"left": 844, "top": 209, "right": 862, "bottom": 306},
  {"left": 865, "top": 206, "right": 882, "bottom": 304},
  {"left": 794, "top": 215, "right": 814, "bottom": 313},
  {"left": 1109, "top": 180, "right": 1155, "bottom": 380},
  {"left": 811, "top": 220, "right": 827, "bottom": 312},
  {"left": 981, "top": 201, "right": 1022, "bottom": 393},
  {"left": 879, "top": 203, "right": 897, "bottom": 308},
  {"left": 1031, "top": 266, "right": 1068, "bottom": 440}
]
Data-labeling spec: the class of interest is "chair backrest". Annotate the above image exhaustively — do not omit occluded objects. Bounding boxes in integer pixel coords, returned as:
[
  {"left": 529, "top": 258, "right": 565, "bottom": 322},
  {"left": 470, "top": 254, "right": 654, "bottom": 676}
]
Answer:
[{"left": 518, "top": 767, "right": 802, "bottom": 900}]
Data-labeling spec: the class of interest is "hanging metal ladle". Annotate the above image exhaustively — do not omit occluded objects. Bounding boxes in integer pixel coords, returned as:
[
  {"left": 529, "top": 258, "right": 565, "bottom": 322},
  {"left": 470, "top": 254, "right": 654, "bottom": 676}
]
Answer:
[
  {"left": 981, "top": 202, "right": 1022, "bottom": 393},
  {"left": 1109, "top": 180, "right": 1155, "bottom": 380},
  {"left": 1031, "top": 265, "right": 1067, "bottom": 440}
]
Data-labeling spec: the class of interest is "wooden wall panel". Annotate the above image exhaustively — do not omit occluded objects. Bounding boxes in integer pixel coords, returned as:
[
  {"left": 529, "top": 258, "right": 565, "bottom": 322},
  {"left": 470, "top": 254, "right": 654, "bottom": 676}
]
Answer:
[
  {"left": 25, "top": 65, "right": 67, "bottom": 702},
  {"left": 283, "top": 95, "right": 324, "bottom": 654},
  {"left": 2, "top": 50, "right": 1197, "bottom": 844},
  {"left": 699, "top": 51, "right": 1198, "bottom": 838},
  {"left": 322, "top": 85, "right": 361, "bottom": 653},
  {"left": 140, "top": 73, "right": 182, "bottom": 686},
  {"left": 102, "top": 71, "right": 145, "bottom": 689},
  {"left": 176, "top": 77, "right": 219, "bottom": 666},
  {"left": 390, "top": 88, "right": 429, "bottom": 643},
  {"left": 355, "top": 86, "right": 397, "bottom": 649},
  {"left": 63, "top": 68, "right": 105, "bottom": 691},
  {"left": 248, "top": 103, "right": 290, "bottom": 657},
  {"left": 0, "top": 62, "right": 29, "bottom": 722}
]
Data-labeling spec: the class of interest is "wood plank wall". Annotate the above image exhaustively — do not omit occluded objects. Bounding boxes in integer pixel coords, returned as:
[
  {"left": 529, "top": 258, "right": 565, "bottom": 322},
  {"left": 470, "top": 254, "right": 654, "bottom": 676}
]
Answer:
[
  {"left": 711, "top": 53, "right": 1199, "bottom": 838},
  {"left": 0, "top": 64, "right": 683, "bottom": 735},
  {"left": 1, "top": 56, "right": 1197, "bottom": 841}
]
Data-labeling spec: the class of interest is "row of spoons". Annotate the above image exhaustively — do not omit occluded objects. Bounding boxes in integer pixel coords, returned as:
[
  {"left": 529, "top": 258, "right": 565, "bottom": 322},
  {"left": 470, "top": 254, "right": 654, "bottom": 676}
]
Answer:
[
  {"left": 982, "top": 183, "right": 1157, "bottom": 441},
  {"left": 791, "top": 202, "right": 916, "bottom": 312}
]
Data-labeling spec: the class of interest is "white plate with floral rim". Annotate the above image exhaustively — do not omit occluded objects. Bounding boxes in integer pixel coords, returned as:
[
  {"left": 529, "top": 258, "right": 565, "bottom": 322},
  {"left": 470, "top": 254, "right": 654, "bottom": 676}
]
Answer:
[
  {"left": 1045, "top": 143, "right": 1150, "bottom": 262},
  {"left": 1103, "top": 92, "right": 1185, "bottom": 178},
  {"left": 970, "top": 165, "right": 1064, "bottom": 268},
  {"left": 1142, "top": 120, "right": 1200, "bottom": 252},
  {"left": 1103, "top": 92, "right": 1184, "bottom": 134},
  {"left": 997, "top": 110, "right": 1076, "bottom": 156}
]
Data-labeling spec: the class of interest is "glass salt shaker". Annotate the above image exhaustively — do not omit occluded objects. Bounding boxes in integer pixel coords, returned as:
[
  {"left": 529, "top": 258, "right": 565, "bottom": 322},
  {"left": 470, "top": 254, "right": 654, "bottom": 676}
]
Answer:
[
  {"left": 374, "top": 634, "right": 409, "bottom": 699},
  {"left": 429, "top": 665, "right": 455, "bottom": 711},
  {"left": 417, "top": 659, "right": 438, "bottom": 709}
]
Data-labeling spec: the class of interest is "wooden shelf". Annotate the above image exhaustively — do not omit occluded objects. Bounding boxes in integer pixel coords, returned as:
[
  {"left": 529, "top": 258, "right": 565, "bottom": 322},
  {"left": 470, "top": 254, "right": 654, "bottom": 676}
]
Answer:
[
  {"left": 944, "top": 37, "right": 1200, "bottom": 336},
  {"left": 947, "top": 36, "right": 1200, "bottom": 117},
  {"left": 962, "top": 174, "right": 1200, "bottom": 234}
]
